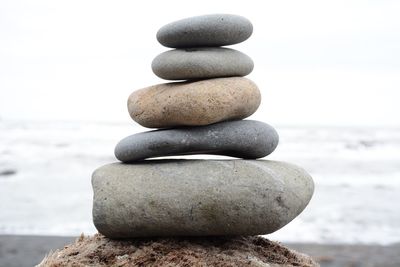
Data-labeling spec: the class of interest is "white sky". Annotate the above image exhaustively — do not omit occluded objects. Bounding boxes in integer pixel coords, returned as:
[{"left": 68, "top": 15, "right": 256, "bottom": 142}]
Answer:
[{"left": 0, "top": 0, "right": 399, "bottom": 126}]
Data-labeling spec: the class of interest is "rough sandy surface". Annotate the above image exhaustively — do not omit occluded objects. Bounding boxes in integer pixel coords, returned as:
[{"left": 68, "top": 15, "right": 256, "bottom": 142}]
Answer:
[
  {"left": 2, "top": 235, "right": 400, "bottom": 267},
  {"left": 37, "top": 234, "right": 317, "bottom": 267}
]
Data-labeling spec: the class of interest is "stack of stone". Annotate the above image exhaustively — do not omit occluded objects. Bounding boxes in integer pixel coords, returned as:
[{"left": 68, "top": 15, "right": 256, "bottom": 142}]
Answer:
[{"left": 92, "top": 14, "right": 314, "bottom": 240}]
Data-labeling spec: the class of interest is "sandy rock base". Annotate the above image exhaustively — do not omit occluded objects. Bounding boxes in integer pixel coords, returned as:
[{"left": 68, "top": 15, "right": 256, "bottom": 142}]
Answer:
[{"left": 38, "top": 234, "right": 318, "bottom": 267}]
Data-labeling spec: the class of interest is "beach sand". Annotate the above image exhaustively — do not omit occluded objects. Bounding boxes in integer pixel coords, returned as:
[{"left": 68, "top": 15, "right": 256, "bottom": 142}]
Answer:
[{"left": 1, "top": 235, "right": 399, "bottom": 267}]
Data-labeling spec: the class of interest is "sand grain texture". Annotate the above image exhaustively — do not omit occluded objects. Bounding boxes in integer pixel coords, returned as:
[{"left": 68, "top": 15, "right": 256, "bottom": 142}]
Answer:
[{"left": 37, "top": 234, "right": 318, "bottom": 267}]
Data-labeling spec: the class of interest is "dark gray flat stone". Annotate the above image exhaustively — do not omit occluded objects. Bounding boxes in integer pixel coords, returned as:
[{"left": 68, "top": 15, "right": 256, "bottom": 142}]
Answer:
[
  {"left": 92, "top": 160, "right": 314, "bottom": 238},
  {"left": 152, "top": 47, "right": 253, "bottom": 80},
  {"left": 157, "top": 14, "right": 253, "bottom": 48},
  {"left": 114, "top": 120, "right": 279, "bottom": 162}
]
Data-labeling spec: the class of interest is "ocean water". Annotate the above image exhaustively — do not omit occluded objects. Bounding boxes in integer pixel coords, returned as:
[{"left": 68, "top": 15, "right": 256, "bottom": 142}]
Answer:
[{"left": 0, "top": 120, "right": 399, "bottom": 244}]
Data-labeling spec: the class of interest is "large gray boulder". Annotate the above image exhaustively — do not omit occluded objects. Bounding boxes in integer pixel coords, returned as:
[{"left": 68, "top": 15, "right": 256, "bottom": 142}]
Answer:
[{"left": 92, "top": 160, "right": 314, "bottom": 238}]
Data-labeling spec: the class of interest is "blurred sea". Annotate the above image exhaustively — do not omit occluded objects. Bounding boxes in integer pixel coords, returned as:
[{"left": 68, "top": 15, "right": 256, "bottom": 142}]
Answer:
[{"left": 0, "top": 120, "right": 399, "bottom": 244}]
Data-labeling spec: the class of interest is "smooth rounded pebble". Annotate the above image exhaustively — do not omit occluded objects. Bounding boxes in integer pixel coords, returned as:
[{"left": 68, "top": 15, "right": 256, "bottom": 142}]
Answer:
[
  {"left": 152, "top": 48, "right": 253, "bottom": 80},
  {"left": 92, "top": 160, "right": 315, "bottom": 238},
  {"left": 128, "top": 77, "right": 261, "bottom": 128},
  {"left": 157, "top": 14, "right": 253, "bottom": 48},
  {"left": 114, "top": 120, "right": 279, "bottom": 162}
]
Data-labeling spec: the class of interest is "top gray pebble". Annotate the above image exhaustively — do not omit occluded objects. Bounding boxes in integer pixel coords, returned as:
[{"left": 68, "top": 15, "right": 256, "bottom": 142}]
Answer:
[{"left": 157, "top": 14, "right": 253, "bottom": 48}]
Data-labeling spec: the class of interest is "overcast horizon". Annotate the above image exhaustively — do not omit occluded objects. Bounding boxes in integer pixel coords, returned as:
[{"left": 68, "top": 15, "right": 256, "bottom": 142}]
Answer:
[{"left": 1, "top": 0, "right": 399, "bottom": 127}]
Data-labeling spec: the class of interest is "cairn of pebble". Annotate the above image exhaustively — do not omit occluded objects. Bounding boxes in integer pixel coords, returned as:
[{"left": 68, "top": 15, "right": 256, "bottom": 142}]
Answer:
[{"left": 91, "top": 14, "right": 314, "bottom": 239}]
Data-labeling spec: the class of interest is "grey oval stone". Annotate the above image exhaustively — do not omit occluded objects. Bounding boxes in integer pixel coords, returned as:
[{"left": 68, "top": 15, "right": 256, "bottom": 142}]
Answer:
[
  {"left": 157, "top": 14, "right": 253, "bottom": 48},
  {"left": 114, "top": 120, "right": 279, "bottom": 162},
  {"left": 92, "top": 160, "right": 315, "bottom": 238},
  {"left": 152, "top": 48, "right": 254, "bottom": 80}
]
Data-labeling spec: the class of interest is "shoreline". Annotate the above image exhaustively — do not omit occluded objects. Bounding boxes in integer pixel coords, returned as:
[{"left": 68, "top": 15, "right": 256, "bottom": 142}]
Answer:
[{"left": 0, "top": 235, "right": 399, "bottom": 267}]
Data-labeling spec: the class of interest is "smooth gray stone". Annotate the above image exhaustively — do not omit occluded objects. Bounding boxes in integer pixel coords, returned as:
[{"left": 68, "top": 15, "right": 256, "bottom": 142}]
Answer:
[
  {"left": 157, "top": 14, "right": 253, "bottom": 48},
  {"left": 92, "top": 160, "right": 315, "bottom": 238},
  {"left": 152, "top": 48, "right": 254, "bottom": 80},
  {"left": 114, "top": 120, "right": 279, "bottom": 162}
]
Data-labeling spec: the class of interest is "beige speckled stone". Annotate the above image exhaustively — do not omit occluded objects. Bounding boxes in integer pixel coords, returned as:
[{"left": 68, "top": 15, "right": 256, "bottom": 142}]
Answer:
[{"left": 128, "top": 77, "right": 261, "bottom": 128}]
